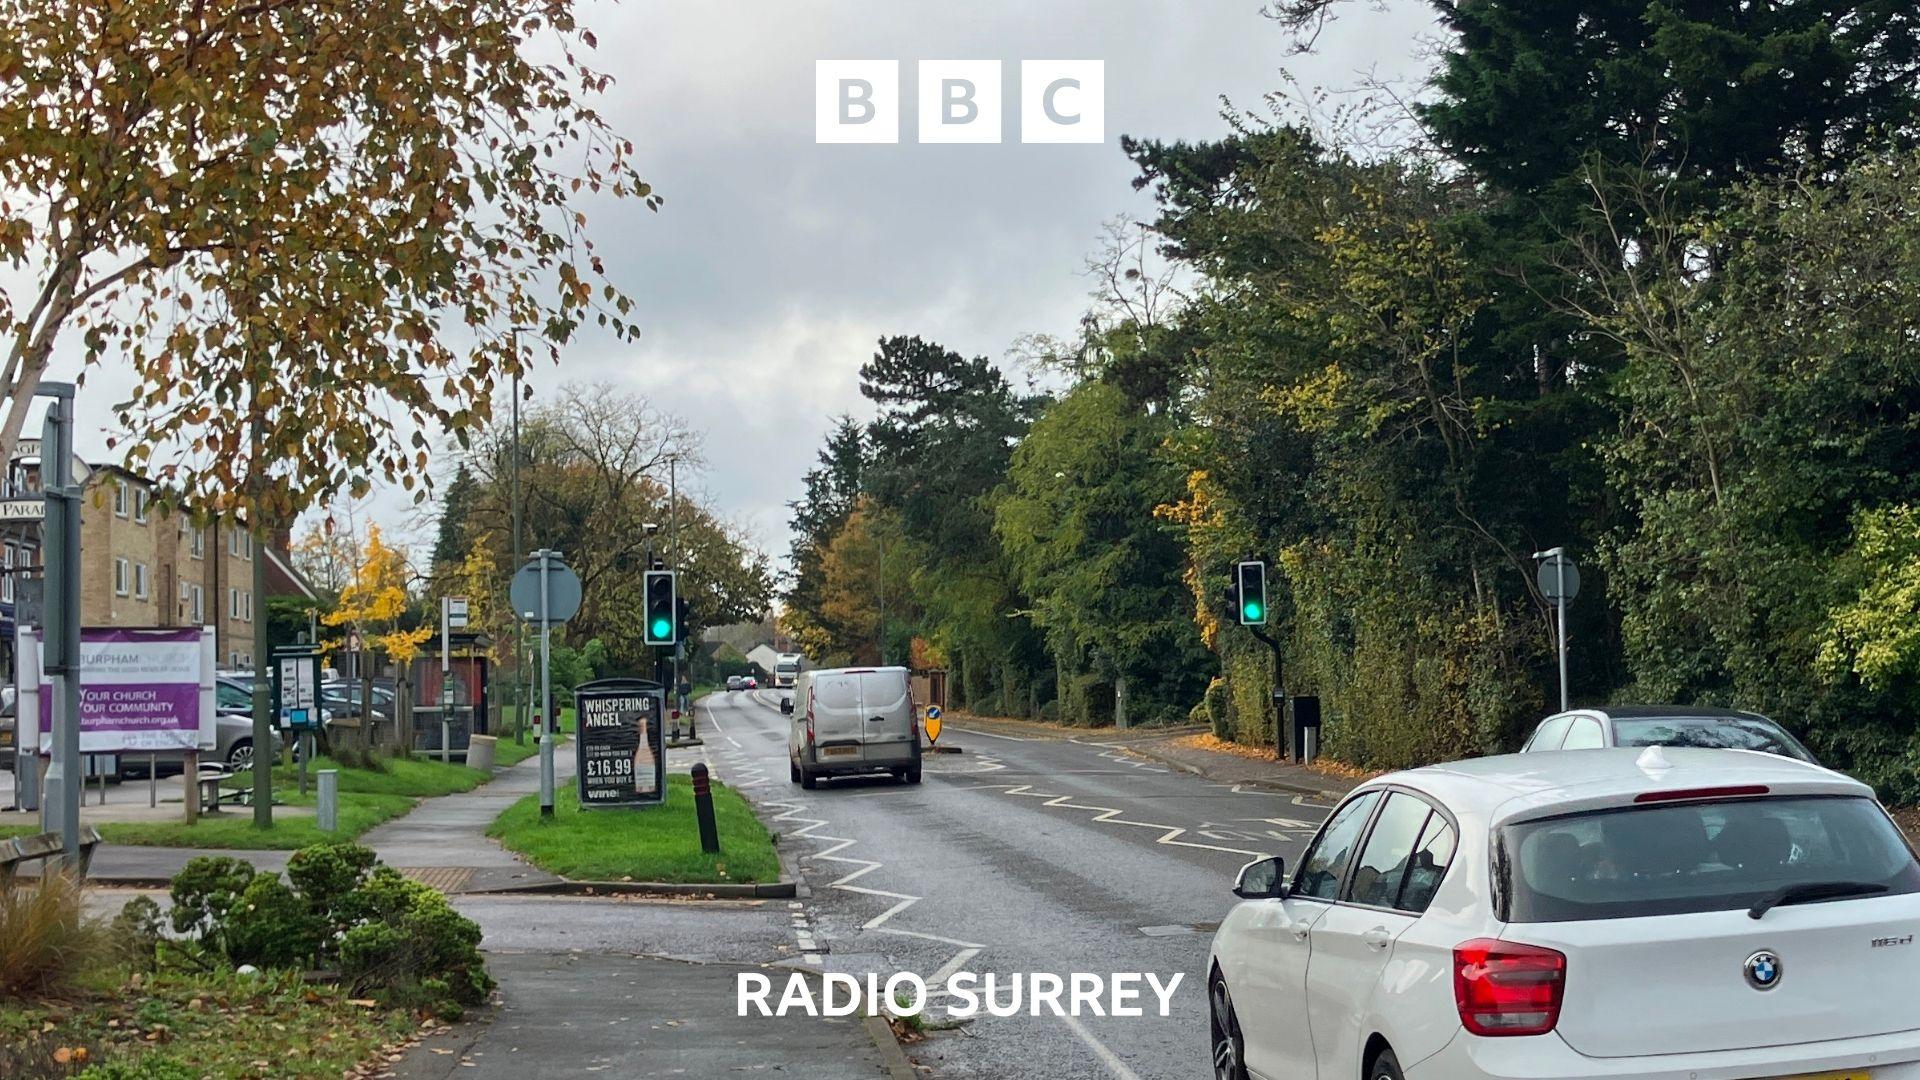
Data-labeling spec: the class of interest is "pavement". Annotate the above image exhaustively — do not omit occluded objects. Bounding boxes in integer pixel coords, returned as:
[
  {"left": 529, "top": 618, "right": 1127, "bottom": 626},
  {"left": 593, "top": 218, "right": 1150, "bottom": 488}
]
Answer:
[
  {"left": 692, "top": 689, "right": 1343, "bottom": 1080},
  {"left": 389, "top": 953, "right": 895, "bottom": 1080}
]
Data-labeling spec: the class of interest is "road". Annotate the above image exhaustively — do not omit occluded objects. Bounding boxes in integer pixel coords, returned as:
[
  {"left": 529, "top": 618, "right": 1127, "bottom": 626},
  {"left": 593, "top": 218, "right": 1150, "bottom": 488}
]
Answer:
[{"left": 698, "top": 689, "right": 1332, "bottom": 1080}]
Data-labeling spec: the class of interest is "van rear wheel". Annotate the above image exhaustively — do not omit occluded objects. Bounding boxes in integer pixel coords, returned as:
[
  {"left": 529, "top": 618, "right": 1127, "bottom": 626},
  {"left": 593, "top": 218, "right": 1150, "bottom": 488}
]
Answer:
[
  {"left": 799, "top": 768, "right": 818, "bottom": 790},
  {"left": 789, "top": 759, "right": 801, "bottom": 783},
  {"left": 905, "top": 766, "right": 921, "bottom": 785}
]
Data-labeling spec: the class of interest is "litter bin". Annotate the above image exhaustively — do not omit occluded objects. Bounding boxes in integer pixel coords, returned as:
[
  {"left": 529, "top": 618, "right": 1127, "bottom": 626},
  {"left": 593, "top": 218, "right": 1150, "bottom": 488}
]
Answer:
[{"left": 466, "top": 734, "right": 497, "bottom": 772}]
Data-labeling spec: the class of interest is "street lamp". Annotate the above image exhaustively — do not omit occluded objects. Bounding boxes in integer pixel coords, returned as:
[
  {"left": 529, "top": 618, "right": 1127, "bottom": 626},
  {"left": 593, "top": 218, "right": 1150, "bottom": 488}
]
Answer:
[{"left": 1531, "top": 547, "right": 1579, "bottom": 712}]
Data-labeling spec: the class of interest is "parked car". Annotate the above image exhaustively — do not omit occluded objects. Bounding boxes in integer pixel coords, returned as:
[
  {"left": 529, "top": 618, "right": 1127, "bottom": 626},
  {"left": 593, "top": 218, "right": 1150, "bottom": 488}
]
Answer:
[
  {"left": 725, "top": 676, "right": 745, "bottom": 692},
  {"left": 1521, "top": 705, "right": 1818, "bottom": 763},
  {"left": 321, "top": 680, "right": 396, "bottom": 718},
  {"left": 1207, "top": 747, "right": 1920, "bottom": 1080},
  {"left": 785, "top": 666, "right": 920, "bottom": 788},
  {"left": 119, "top": 676, "right": 284, "bottom": 777}
]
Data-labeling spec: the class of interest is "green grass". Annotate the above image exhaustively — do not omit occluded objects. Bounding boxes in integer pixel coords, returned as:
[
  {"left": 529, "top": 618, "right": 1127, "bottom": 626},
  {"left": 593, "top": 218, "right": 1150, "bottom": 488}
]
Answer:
[
  {"left": 0, "top": 962, "right": 416, "bottom": 1079},
  {"left": 289, "top": 754, "right": 487, "bottom": 797},
  {"left": 487, "top": 774, "right": 781, "bottom": 884},
  {"left": 91, "top": 790, "right": 416, "bottom": 849},
  {"left": 491, "top": 735, "right": 540, "bottom": 767}
]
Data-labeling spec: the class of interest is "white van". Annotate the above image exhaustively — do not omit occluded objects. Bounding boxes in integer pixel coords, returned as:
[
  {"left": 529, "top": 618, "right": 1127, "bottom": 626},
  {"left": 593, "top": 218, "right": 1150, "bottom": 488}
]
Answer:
[{"left": 784, "top": 666, "right": 921, "bottom": 788}]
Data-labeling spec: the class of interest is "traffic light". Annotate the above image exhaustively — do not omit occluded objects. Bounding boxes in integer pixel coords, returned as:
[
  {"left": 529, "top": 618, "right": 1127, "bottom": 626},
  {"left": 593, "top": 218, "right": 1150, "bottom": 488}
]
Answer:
[
  {"left": 644, "top": 570, "right": 678, "bottom": 645},
  {"left": 1235, "top": 560, "right": 1267, "bottom": 625}
]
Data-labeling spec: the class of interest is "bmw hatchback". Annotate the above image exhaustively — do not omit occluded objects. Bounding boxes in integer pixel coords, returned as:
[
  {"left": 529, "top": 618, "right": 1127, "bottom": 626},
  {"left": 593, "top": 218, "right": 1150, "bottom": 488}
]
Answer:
[{"left": 1208, "top": 747, "right": 1920, "bottom": 1080}]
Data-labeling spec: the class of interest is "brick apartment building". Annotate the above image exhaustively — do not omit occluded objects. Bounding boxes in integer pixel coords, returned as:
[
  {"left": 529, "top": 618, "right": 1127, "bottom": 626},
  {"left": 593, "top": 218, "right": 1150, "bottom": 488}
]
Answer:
[{"left": 0, "top": 452, "right": 315, "bottom": 676}]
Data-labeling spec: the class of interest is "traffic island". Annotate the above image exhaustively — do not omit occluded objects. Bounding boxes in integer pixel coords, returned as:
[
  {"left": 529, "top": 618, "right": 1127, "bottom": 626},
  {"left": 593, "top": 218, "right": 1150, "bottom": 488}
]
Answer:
[{"left": 485, "top": 775, "right": 787, "bottom": 894}]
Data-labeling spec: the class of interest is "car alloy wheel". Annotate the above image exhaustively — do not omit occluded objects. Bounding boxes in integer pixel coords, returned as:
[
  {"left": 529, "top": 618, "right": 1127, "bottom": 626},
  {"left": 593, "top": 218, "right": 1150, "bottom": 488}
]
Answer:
[
  {"left": 1210, "top": 976, "right": 1248, "bottom": 1080},
  {"left": 227, "top": 740, "right": 254, "bottom": 772}
]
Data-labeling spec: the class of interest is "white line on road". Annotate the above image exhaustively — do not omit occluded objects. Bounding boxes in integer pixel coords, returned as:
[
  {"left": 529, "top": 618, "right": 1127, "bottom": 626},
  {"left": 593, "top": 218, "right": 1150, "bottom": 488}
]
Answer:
[{"left": 1059, "top": 1012, "right": 1145, "bottom": 1080}]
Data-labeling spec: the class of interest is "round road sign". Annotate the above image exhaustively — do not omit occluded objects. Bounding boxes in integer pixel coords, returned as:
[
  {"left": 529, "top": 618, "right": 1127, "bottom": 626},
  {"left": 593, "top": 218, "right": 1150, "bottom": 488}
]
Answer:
[
  {"left": 510, "top": 554, "right": 583, "bottom": 623},
  {"left": 924, "top": 705, "right": 943, "bottom": 745},
  {"left": 1537, "top": 553, "right": 1581, "bottom": 602}
]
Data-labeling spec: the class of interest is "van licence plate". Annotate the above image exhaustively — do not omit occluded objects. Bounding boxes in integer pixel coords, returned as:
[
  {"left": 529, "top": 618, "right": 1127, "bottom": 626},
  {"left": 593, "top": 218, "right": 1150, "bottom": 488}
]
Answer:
[{"left": 820, "top": 746, "right": 859, "bottom": 758}]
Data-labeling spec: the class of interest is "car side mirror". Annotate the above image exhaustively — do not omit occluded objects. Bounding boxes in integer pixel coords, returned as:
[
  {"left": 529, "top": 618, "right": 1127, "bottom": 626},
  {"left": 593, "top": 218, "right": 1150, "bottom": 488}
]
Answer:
[
  {"left": 780, "top": 698, "right": 794, "bottom": 715},
  {"left": 1232, "top": 855, "right": 1288, "bottom": 900}
]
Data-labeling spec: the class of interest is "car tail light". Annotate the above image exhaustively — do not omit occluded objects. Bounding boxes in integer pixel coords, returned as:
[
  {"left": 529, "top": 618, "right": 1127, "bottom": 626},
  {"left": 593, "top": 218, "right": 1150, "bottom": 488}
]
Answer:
[
  {"left": 1454, "top": 939, "right": 1565, "bottom": 1037},
  {"left": 805, "top": 699, "right": 816, "bottom": 747}
]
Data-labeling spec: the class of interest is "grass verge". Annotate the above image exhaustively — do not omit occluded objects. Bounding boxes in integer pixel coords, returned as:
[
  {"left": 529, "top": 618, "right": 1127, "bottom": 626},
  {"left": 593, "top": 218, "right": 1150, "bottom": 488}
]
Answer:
[
  {"left": 92, "top": 790, "right": 415, "bottom": 849},
  {"left": 487, "top": 774, "right": 780, "bottom": 884},
  {"left": 0, "top": 964, "right": 418, "bottom": 1079}
]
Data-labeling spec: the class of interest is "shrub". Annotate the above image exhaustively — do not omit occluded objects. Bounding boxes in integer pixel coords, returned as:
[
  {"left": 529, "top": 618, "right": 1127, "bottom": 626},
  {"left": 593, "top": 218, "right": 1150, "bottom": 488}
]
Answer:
[
  {"left": 167, "top": 856, "right": 255, "bottom": 941},
  {"left": 223, "top": 874, "right": 324, "bottom": 971},
  {"left": 0, "top": 871, "right": 110, "bottom": 998},
  {"left": 287, "top": 841, "right": 378, "bottom": 925},
  {"left": 339, "top": 869, "right": 491, "bottom": 1011},
  {"left": 110, "top": 895, "right": 164, "bottom": 973},
  {"left": 163, "top": 844, "right": 491, "bottom": 1015},
  {"left": 1203, "top": 676, "right": 1233, "bottom": 741}
]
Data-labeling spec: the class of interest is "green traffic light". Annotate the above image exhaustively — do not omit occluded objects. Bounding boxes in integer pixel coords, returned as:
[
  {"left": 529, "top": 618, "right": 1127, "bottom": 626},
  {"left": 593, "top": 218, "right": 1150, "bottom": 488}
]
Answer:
[
  {"left": 1242, "top": 602, "right": 1263, "bottom": 621},
  {"left": 651, "top": 618, "right": 673, "bottom": 639}
]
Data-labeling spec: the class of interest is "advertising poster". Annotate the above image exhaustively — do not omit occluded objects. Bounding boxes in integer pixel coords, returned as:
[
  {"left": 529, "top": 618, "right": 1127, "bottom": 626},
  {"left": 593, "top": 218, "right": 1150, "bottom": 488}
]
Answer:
[
  {"left": 574, "top": 678, "right": 665, "bottom": 808},
  {"left": 23, "top": 627, "right": 215, "bottom": 753}
]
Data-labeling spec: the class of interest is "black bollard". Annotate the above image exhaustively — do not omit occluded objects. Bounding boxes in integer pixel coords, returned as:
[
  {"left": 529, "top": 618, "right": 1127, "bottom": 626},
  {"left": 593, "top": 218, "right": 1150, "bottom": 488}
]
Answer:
[{"left": 691, "top": 762, "right": 721, "bottom": 854}]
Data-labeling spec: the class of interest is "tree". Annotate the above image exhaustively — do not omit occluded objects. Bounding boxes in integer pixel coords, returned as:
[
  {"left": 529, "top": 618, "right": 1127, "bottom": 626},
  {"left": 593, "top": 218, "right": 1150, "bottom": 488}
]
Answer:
[
  {"left": 432, "top": 465, "right": 481, "bottom": 568},
  {"left": 996, "top": 380, "right": 1212, "bottom": 726},
  {"left": 1, "top": 0, "right": 655, "bottom": 496},
  {"left": 781, "top": 417, "right": 865, "bottom": 654},
  {"left": 321, "top": 525, "right": 430, "bottom": 743},
  {"left": 453, "top": 382, "right": 771, "bottom": 669}
]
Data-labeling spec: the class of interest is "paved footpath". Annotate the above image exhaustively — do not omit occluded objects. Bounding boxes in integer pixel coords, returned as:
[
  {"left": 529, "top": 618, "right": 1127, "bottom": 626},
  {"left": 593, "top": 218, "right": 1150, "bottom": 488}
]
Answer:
[{"left": 68, "top": 746, "right": 570, "bottom": 892}]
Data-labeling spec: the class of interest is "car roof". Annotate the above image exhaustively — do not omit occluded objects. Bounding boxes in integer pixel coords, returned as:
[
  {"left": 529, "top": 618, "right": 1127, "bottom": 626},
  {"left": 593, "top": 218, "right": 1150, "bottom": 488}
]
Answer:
[
  {"left": 803, "top": 665, "right": 909, "bottom": 677},
  {"left": 1372, "top": 747, "right": 1869, "bottom": 825},
  {"left": 1549, "top": 705, "right": 1773, "bottom": 722}
]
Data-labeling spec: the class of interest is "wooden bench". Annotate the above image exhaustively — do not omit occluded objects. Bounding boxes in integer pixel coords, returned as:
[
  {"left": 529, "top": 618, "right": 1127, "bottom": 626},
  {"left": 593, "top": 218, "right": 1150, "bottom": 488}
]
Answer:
[
  {"left": 0, "top": 826, "right": 103, "bottom": 883},
  {"left": 196, "top": 763, "right": 251, "bottom": 813}
]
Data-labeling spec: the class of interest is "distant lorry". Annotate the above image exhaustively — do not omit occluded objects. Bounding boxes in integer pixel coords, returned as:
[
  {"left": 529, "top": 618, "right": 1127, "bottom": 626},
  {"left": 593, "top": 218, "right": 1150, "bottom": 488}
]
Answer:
[{"left": 774, "top": 653, "right": 802, "bottom": 689}]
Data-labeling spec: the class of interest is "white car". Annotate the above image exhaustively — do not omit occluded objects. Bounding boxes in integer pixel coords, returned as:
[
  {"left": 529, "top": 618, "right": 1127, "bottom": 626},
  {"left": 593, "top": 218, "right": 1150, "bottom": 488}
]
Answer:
[{"left": 1208, "top": 747, "right": 1920, "bottom": 1080}]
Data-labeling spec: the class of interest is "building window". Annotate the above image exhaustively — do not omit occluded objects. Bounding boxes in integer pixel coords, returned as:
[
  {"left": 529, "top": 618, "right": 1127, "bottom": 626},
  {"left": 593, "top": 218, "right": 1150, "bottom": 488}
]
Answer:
[
  {"left": 229, "top": 587, "right": 239, "bottom": 619},
  {"left": 2, "top": 543, "right": 12, "bottom": 604},
  {"left": 114, "top": 557, "right": 130, "bottom": 596},
  {"left": 134, "top": 488, "right": 150, "bottom": 523},
  {"left": 189, "top": 525, "right": 204, "bottom": 560},
  {"left": 191, "top": 584, "right": 205, "bottom": 624},
  {"left": 133, "top": 562, "right": 149, "bottom": 600},
  {"left": 244, "top": 589, "right": 254, "bottom": 622},
  {"left": 229, "top": 530, "right": 252, "bottom": 560},
  {"left": 113, "top": 480, "right": 129, "bottom": 517}
]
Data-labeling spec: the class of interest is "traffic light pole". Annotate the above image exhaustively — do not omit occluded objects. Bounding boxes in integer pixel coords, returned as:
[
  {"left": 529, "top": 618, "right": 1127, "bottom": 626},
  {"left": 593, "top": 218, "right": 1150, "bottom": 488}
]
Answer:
[{"left": 1246, "top": 624, "right": 1287, "bottom": 762}]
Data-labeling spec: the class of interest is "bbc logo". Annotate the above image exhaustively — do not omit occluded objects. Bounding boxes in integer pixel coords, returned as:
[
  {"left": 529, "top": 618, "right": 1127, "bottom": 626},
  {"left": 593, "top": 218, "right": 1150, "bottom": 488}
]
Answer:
[{"left": 815, "top": 60, "right": 1104, "bottom": 145}]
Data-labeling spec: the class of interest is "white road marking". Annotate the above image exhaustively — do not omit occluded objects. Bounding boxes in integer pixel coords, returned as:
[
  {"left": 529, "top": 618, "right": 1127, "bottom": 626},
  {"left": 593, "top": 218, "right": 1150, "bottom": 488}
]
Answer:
[
  {"left": 948, "top": 725, "right": 1039, "bottom": 741},
  {"left": 1059, "top": 1012, "right": 1144, "bottom": 1080}
]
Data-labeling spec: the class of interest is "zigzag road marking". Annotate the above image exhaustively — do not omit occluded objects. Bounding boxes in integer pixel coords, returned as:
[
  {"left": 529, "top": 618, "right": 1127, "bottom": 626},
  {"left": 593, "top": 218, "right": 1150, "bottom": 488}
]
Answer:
[{"left": 699, "top": 700, "right": 985, "bottom": 982}]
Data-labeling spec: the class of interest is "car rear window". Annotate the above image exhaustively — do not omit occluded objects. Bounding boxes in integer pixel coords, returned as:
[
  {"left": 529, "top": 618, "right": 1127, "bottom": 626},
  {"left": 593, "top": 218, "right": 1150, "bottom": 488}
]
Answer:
[
  {"left": 1498, "top": 796, "right": 1920, "bottom": 922},
  {"left": 1610, "top": 715, "right": 1814, "bottom": 762}
]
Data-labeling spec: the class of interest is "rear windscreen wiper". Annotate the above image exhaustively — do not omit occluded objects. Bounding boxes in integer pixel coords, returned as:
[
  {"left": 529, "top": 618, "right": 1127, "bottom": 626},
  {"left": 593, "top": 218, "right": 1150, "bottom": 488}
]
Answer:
[{"left": 1748, "top": 880, "right": 1889, "bottom": 920}]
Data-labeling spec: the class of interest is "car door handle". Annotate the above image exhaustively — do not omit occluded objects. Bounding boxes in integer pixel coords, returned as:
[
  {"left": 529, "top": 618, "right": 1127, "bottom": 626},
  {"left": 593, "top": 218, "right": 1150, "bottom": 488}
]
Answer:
[{"left": 1363, "top": 928, "right": 1392, "bottom": 950}]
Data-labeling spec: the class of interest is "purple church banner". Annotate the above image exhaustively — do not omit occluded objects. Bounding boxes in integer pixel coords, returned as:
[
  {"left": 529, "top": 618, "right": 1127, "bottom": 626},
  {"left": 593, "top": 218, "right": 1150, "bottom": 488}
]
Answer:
[{"left": 30, "top": 628, "right": 211, "bottom": 753}]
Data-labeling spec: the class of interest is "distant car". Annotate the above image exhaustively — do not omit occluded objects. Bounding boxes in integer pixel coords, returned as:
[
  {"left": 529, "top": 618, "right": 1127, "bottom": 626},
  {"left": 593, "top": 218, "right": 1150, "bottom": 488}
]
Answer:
[
  {"left": 744, "top": 676, "right": 758, "bottom": 690},
  {"left": 1521, "top": 706, "right": 1819, "bottom": 764},
  {"left": 725, "top": 676, "right": 745, "bottom": 691},
  {"left": 1207, "top": 747, "right": 1920, "bottom": 1080}
]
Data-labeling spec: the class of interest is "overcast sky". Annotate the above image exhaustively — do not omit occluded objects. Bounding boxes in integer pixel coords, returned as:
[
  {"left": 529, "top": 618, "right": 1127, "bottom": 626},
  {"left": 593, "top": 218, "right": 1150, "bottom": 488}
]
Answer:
[{"left": 38, "top": 0, "right": 1437, "bottom": 567}]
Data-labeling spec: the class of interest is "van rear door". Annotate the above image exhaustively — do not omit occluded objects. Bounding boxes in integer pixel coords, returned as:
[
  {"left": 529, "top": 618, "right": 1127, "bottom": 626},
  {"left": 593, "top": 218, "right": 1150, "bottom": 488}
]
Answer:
[
  {"left": 808, "top": 672, "right": 866, "bottom": 753},
  {"left": 858, "top": 670, "right": 915, "bottom": 749}
]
